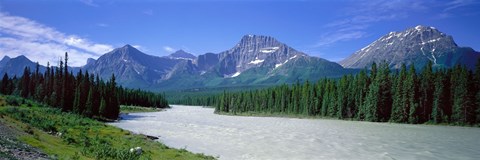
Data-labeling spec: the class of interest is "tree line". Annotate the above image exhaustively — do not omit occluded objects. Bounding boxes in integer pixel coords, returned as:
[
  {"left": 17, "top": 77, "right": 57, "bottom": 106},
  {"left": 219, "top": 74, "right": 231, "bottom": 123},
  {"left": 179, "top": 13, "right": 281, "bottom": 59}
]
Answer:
[
  {"left": 213, "top": 60, "right": 480, "bottom": 125},
  {"left": 0, "top": 53, "right": 169, "bottom": 119}
]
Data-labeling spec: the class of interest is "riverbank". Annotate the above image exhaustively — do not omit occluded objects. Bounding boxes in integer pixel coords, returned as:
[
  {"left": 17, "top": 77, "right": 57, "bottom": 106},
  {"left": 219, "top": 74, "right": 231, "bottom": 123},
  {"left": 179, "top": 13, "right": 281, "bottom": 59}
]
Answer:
[
  {"left": 120, "top": 105, "right": 164, "bottom": 113},
  {"left": 215, "top": 111, "right": 480, "bottom": 128},
  {"left": 0, "top": 95, "right": 215, "bottom": 159},
  {"left": 114, "top": 105, "right": 480, "bottom": 160}
]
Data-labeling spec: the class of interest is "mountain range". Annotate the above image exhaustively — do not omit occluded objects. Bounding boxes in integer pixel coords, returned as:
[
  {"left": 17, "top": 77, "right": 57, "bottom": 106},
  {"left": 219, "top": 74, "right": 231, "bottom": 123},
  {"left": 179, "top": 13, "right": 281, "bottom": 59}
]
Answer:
[
  {"left": 81, "top": 35, "right": 351, "bottom": 90},
  {"left": 340, "top": 25, "right": 480, "bottom": 69},
  {"left": 1, "top": 25, "right": 479, "bottom": 91}
]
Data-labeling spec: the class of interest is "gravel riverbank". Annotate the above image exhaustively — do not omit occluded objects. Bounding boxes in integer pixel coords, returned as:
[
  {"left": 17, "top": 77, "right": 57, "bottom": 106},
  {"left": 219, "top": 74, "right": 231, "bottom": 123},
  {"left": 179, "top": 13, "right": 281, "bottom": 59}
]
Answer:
[{"left": 0, "top": 120, "right": 50, "bottom": 160}]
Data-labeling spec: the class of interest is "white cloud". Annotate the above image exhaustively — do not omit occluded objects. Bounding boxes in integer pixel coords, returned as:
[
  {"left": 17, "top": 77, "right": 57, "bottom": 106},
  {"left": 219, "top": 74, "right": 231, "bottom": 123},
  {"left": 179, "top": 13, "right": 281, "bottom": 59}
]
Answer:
[
  {"left": 163, "top": 46, "right": 176, "bottom": 53},
  {"left": 315, "top": 31, "right": 366, "bottom": 47},
  {"left": 0, "top": 12, "right": 113, "bottom": 67},
  {"left": 316, "top": 0, "right": 427, "bottom": 47},
  {"left": 438, "top": 0, "right": 479, "bottom": 19},
  {"left": 132, "top": 45, "right": 142, "bottom": 49},
  {"left": 444, "top": 0, "right": 476, "bottom": 11}
]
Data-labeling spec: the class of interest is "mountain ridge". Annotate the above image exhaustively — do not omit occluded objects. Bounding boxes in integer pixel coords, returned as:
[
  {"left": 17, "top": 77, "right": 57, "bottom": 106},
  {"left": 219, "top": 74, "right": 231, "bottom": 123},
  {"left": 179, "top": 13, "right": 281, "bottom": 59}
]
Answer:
[
  {"left": 340, "top": 25, "right": 480, "bottom": 69},
  {"left": 0, "top": 35, "right": 349, "bottom": 91},
  {"left": 2, "top": 27, "right": 479, "bottom": 91}
]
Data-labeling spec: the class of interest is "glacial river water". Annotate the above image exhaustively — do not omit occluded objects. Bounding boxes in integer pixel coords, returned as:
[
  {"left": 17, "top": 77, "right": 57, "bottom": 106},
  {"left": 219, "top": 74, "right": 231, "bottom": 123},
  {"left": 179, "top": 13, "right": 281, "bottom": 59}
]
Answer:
[{"left": 111, "top": 105, "right": 480, "bottom": 160}]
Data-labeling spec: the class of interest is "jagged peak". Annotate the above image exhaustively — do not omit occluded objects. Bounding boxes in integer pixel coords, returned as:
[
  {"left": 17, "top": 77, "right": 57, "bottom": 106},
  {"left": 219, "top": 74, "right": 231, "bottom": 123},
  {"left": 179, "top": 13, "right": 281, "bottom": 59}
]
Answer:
[
  {"left": 1, "top": 55, "right": 11, "bottom": 60},
  {"left": 14, "top": 55, "right": 29, "bottom": 60},
  {"left": 1, "top": 56, "right": 11, "bottom": 63},
  {"left": 407, "top": 25, "right": 440, "bottom": 33},
  {"left": 240, "top": 34, "right": 276, "bottom": 41},
  {"left": 122, "top": 44, "right": 134, "bottom": 48},
  {"left": 86, "top": 58, "right": 96, "bottom": 64},
  {"left": 169, "top": 50, "right": 196, "bottom": 59},
  {"left": 235, "top": 34, "right": 284, "bottom": 49},
  {"left": 113, "top": 44, "right": 142, "bottom": 53},
  {"left": 377, "top": 25, "right": 450, "bottom": 43},
  {"left": 102, "top": 44, "right": 149, "bottom": 61}
]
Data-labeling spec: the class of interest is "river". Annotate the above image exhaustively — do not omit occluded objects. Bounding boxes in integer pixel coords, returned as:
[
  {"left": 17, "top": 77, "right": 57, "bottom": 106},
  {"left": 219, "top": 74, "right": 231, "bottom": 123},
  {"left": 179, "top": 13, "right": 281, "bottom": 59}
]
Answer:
[{"left": 111, "top": 105, "right": 480, "bottom": 160}]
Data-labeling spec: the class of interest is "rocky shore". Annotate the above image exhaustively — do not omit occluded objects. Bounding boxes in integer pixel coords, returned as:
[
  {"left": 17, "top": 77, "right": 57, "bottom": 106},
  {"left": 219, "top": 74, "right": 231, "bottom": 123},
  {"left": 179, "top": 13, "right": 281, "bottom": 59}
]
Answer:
[{"left": 0, "top": 121, "right": 50, "bottom": 160}]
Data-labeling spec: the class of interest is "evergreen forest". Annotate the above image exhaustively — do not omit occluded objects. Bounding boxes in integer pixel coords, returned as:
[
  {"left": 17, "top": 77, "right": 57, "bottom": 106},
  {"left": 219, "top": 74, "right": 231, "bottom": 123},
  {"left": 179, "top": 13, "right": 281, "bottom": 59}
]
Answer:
[
  {"left": 212, "top": 60, "right": 480, "bottom": 125},
  {"left": 0, "top": 53, "right": 169, "bottom": 120}
]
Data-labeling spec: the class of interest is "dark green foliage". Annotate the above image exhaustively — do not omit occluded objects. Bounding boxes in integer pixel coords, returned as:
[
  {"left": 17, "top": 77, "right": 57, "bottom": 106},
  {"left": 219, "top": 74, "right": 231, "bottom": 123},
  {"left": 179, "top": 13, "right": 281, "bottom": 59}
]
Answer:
[
  {"left": 432, "top": 69, "right": 449, "bottom": 123},
  {"left": 450, "top": 65, "right": 476, "bottom": 124},
  {"left": 419, "top": 61, "right": 434, "bottom": 123},
  {"left": 406, "top": 65, "right": 419, "bottom": 124},
  {"left": 211, "top": 60, "right": 480, "bottom": 125},
  {"left": 476, "top": 58, "right": 480, "bottom": 123},
  {"left": 0, "top": 52, "right": 169, "bottom": 120},
  {"left": 1, "top": 73, "right": 13, "bottom": 95},
  {"left": 391, "top": 64, "right": 407, "bottom": 122},
  {"left": 84, "top": 86, "right": 94, "bottom": 117}
]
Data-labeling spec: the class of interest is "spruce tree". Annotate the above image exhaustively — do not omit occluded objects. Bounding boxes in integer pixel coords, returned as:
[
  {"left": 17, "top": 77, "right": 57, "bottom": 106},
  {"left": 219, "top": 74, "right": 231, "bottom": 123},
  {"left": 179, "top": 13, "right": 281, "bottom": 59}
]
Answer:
[
  {"left": 419, "top": 61, "right": 434, "bottom": 123},
  {"left": 364, "top": 79, "right": 379, "bottom": 122},
  {"left": 336, "top": 76, "right": 348, "bottom": 118},
  {"left": 62, "top": 52, "right": 74, "bottom": 112},
  {"left": 475, "top": 58, "right": 480, "bottom": 123},
  {"left": 99, "top": 97, "right": 107, "bottom": 117},
  {"left": 1, "top": 73, "right": 8, "bottom": 94},
  {"left": 451, "top": 66, "right": 474, "bottom": 124},
  {"left": 391, "top": 64, "right": 407, "bottom": 122},
  {"left": 20, "top": 67, "right": 31, "bottom": 98},
  {"left": 377, "top": 62, "right": 392, "bottom": 121},
  {"left": 85, "top": 86, "right": 94, "bottom": 117},
  {"left": 355, "top": 69, "right": 369, "bottom": 120},
  {"left": 72, "top": 86, "right": 81, "bottom": 114},
  {"left": 407, "top": 65, "right": 419, "bottom": 124},
  {"left": 432, "top": 70, "right": 446, "bottom": 123}
]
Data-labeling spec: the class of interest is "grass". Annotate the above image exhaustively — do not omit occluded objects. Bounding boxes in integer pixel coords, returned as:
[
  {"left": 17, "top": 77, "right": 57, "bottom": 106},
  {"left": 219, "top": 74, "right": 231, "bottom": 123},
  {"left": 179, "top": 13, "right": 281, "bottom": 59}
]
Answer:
[
  {"left": 120, "top": 105, "right": 163, "bottom": 114},
  {"left": 0, "top": 95, "right": 215, "bottom": 160}
]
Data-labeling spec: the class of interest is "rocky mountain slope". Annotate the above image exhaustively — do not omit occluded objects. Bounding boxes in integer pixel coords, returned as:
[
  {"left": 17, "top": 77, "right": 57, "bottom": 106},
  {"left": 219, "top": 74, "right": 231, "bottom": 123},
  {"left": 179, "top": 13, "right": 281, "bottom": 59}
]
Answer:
[
  {"left": 0, "top": 55, "right": 45, "bottom": 77},
  {"left": 4, "top": 26, "right": 478, "bottom": 91},
  {"left": 0, "top": 35, "right": 350, "bottom": 91},
  {"left": 340, "top": 25, "right": 480, "bottom": 69}
]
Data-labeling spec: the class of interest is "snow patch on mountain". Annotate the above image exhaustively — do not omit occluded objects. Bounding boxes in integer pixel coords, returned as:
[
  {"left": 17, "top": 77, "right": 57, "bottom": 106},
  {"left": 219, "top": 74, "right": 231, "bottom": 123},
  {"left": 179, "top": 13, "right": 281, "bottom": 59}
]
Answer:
[
  {"left": 231, "top": 72, "right": 241, "bottom": 77},
  {"left": 260, "top": 47, "right": 280, "bottom": 53},
  {"left": 249, "top": 57, "right": 265, "bottom": 64},
  {"left": 274, "top": 55, "right": 298, "bottom": 69}
]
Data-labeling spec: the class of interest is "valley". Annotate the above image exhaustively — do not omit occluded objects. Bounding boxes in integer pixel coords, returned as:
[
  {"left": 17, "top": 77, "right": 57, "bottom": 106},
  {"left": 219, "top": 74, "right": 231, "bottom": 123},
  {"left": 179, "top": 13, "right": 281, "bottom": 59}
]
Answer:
[{"left": 1, "top": 1, "right": 480, "bottom": 159}]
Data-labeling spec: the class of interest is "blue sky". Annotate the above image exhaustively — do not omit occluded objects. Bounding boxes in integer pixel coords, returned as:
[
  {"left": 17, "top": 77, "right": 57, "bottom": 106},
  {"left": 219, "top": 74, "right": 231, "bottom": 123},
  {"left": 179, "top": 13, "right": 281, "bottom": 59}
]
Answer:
[{"left": 1, "top": 0, "right": 479, "bottom": 66}]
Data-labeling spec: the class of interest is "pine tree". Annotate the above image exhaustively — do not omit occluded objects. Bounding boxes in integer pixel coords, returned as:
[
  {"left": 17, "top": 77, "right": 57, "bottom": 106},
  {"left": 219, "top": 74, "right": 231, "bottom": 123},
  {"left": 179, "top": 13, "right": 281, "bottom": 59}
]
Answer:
[
  {"left": 407, "top": 65, "right": 419, "bottom": 124},
  {"left": 73, "top": 86, "right": 81, "bottom": 114},
  {"left": 85, "top": 86, "right": 94, "bottom": 117},
  {"left": 451, "top": 65, "right": 474, "bottom": 124},
  {"left": 105, "top": 74, "right": 120, "bottom": 119},
  {"left": 54, "top": 59, "right": 63, "bottom": 108},
  {"left": 419, "top": 61, "right": 434, "bottom": 123},
  {"left": 432, "top": 70, "right": 447, "bottom": 123},
  {"left": 336, "top": 76, "right": 348, "bottom": 118},
  {"left": 99, "top": 97, "right": 107, "bottom": 117},
  {"left": 1, "top": 73, "right": 9, "bottom": 94},
  {"left": 391, "top": 64, "right": 407, "bottom": 122},
  {"left": 475, "top": 58, "right": 480, "bottom": 123},
  {"left": 364, "top": 79, "right": 379, "bottom": 122},
  {"left": 377, "top": 62, "right": 392, "bottom": 121},
  {"left": 355, "top": 69, "right": 369, "bottom": 120},
  {"left": 20, "top": 67, "right": 31, "bottom": 98},
  {"left": 364, "top": 62, "right": 391, "bottom": 122},
  {"left": 62, "top": 52, "right": 74, "bottom": 111}
]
